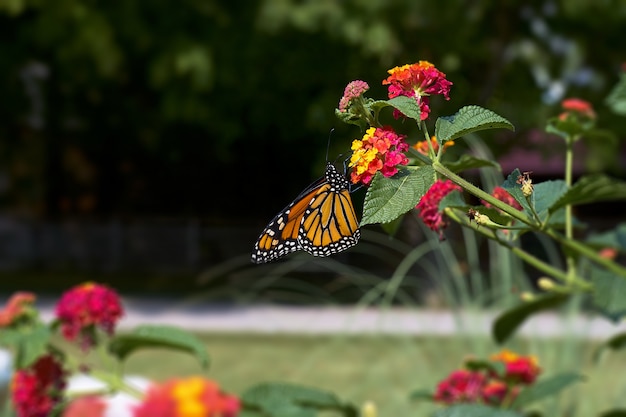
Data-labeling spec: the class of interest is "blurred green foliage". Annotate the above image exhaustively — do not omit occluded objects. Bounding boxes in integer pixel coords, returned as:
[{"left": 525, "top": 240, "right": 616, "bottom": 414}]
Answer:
[{"left": 0, "top": 0, "right": 624, "bottom": 220}]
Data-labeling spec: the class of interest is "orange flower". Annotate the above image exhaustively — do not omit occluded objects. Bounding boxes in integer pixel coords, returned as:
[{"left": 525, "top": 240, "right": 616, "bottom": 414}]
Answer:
[
  {"left": 412, "top": 136, "right": 454, "bottom": 156},
  {"left": 0, "top": 292, "right": 36, "bottom": 327}
]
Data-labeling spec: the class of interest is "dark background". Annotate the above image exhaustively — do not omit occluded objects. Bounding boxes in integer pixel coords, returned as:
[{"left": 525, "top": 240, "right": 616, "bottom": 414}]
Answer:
[{"left": 1, "top": 0, "right": 625, "bottom": 299}]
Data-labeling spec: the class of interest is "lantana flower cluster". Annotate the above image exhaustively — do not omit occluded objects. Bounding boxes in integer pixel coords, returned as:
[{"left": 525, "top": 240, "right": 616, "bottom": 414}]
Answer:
[
  {"left": 0, "top": 291, "right": 36, "bottom": 327},
  {"left": 433, "top": 349, "right": 541, "bottom": 407},
  {"left": 55, "top": 282, "right": 124, "bottom": 349},
  {"left": 481, "top": 186, "right": 523, "bottom": 212},
  {"left": 383, "top": 61, "right": 452, "bottom": 121},
  {"left": 415, "top": 179, "right": 462, "bottom": 236},
  {"left": 134, "top": 377, "right": 240, "bottom": 417},
  {"left": 11, "top": 354, "right": 67, "bottom": 417},
  {"left": 349, "top": 126, "right": 409, "bottom": 185}
]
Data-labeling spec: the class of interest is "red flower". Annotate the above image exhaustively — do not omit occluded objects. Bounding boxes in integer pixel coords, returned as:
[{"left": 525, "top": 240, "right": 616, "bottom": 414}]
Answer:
[
  {"left": 481, "top": 186, "right": 522, "bottom": 212},
  {"left": 0, "top": 292, "right": 36, "bottom": 327},
  {"left": 490, "top": 349, "right": 541, "bottom": 384},
  {"left": 433, "top": 370, "right": 486, "bottom": 404},
  {"left": 55, "top": 282, "right": 124, "bottom": 349},
  {"left": 11, "top": 354, "right": 67, "bottom": 417},
  {"left": 349, "top": 126, "right": 409, "bottom": 185},
  {"left": 416, "top": 179, "right": 462, "bottom": 235},
  {"left": 558, "top": 98, "right": 596, "bottom": 120},
  {"left": 133, "top": 377, "right": 240, "bottom": 417},
  {"left": 383, "top": 61, "right": 452, "bottom": 120},
  {"left": 62, "top": 396, "right": 107, "bottom": 417}
]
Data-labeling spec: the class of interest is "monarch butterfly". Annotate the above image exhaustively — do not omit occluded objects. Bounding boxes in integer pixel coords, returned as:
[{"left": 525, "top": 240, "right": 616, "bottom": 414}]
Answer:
[{"left": 251, "top": 162, "right": 360, "bottom": 264}]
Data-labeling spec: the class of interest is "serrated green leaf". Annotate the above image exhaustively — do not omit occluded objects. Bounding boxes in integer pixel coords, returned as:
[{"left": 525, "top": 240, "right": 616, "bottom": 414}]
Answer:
[
  {"left": 361, "top": 166, "right": 434, "bottom": 226},
  {"left": 591, "top": 267, "right": 626, "bottom": 321},
  {"left": 434, "top": 105, "right": 514, "bottom": 143},
  {"left": 334, "top": 108, "right": 368, "bottom": 131},
  {"left": 386, "top": 95, "right": 421, "bottom": 121},
  {"left": 492, "top": 294, "right": 569, "bottom": 344},
  {"left": 549, "top": 175, "right": 626, "bottom": 214},
  {"left": 108, "top": 325, "right": 210, "bottom": 369},
  {"left": 606, "top": 72, "right": 626, "bottom": 116},
  {"left": 501, "top": 170, "right": 568, "bottom": 226},
  {"left": 433, "top": 404, "right": 523, "bottom": 417},
  {"left": 0, "top": 324, "right": 52, "bottom": 369},
  {"left": 242, "top": 382, "right": 358, "bottom": 417},
  {"left": 512, "top": 372, "right": 584, "bottom": 408},
  {"left": 445, "top": 154, "right": 501, "bottom": 173}
]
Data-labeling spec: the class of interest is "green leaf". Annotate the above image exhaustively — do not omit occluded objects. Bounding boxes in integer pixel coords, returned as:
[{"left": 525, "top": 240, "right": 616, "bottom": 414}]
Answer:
[
  {"left": 492, "top": 294, "right": 569, "bottom": 344},
  {"left": 606, "top": 72, "right": 626, "bottom": 116},
  {"left": 501, "top": 170, "right": 568, "bottom": 226},
  {"left": 464, "top": 359, "right": 506, "bottom": 377},
  {"left": 434, "top": 105, "right": 514, "bottom": 143},
  {"left": 445, "top": 154, "right": 501, "bottom": 174},
  {"left": 242, "top": 382, "right": 358, "bottom": 417},
  {"left": 334, "top": 108, "right": 368, "bottom": 131},
  {"left": 361, "top": 166, "right": 434, "bottom": 226},
  {"left": 599, "top": 409, "right": 626, "bottom": 417},
  {"left": 0, "top": 323, "right": 51, "bottom": 369},
  {"left": 592, "top": 331, "right": 626, "bottom": 363},
  {"left": 433, "top": 404, "right": 523, "bottom": 417},
  {"left": 511, "top": 372, "right": 585, "bottom": 408},
  {"left": 591, "top": 267, "right": 626, "bottom": 321},
  {"left": 386, "top": 95, "right": 421, "bottom": 121},
  {"left": 549, "top": 175, "right": 626, "bottom": 214},
  {"left": 586, "top": 223, "right": 626, "bottom": 252},
  {"left": 408, "top": 388, "right": 435, "bottom": 402},
  {"left": 108, "top": 325, "right": 210, "bottom": 369}
]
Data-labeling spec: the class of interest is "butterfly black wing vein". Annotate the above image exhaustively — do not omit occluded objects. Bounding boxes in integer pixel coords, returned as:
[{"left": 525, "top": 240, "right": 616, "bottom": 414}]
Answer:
[{"left": 251, "top": 162, "right": 360, "bottom": 264}]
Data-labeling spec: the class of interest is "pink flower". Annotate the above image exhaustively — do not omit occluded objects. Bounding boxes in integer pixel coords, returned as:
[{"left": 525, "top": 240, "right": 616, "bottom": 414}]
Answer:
[
  {"left": 62, "top": 396, "right": 107, "bottom": 417},
  {"left": 416, "top": 179, "right": 462, "bottom": 235},
  {"left": 338, "top": 80, "right": 370, "bottom": 112},
  {"left": 383, "top": 61, "right": 452, "bottom": 120},
  {"left": 55, "top": 282, "right": 124, "bottom": 349},
  {"left": 11, "top": 354, "right": 67, "bottom": 417}
]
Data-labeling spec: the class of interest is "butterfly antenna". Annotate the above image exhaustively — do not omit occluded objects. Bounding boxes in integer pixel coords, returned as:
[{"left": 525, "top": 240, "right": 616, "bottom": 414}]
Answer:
[{"left": 326, "top": 128, "right": 335, "bottom": 162}]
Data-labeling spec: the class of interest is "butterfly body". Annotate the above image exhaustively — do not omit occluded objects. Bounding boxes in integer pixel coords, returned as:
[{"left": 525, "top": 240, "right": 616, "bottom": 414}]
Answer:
[{"left": 251, "top": 162, "right": 360, "bottom": 264}]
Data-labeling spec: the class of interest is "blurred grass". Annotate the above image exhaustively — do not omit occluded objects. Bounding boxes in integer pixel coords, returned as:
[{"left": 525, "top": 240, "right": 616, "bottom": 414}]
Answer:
[{"left": 120, "top": 333, "right": 626, "bottom": 417}]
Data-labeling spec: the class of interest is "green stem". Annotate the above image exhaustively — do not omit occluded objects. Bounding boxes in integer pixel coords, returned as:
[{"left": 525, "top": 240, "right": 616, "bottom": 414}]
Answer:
[
  {"left": 447, "top": 209, "right": 592, "bottom": 290},
  {"left": 564, "top": 136, "right": 577, "bottom": 283},
  {"left": 433, "top": 161, "right": 537, "bottom": 226}
]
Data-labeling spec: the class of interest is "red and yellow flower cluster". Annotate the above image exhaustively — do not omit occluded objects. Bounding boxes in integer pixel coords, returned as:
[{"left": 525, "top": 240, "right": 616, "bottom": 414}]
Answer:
[
  {"left": 134, "top": 377, "right": 240, "bottom": 417},
  {"left": 412, "top": 136, "right": 454, "bottom": 157},
  {"left": 433, "top": 349, "right": 541, "bottom": 407},
  {"left": 349, "top": 126, "right": 409, "bottom": 185},
  {"left": 383, "top": 61, "right": 452, "bottom": 121},
  {"left": 55, "top": 282, "right": 124, "bottom": 349}
]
